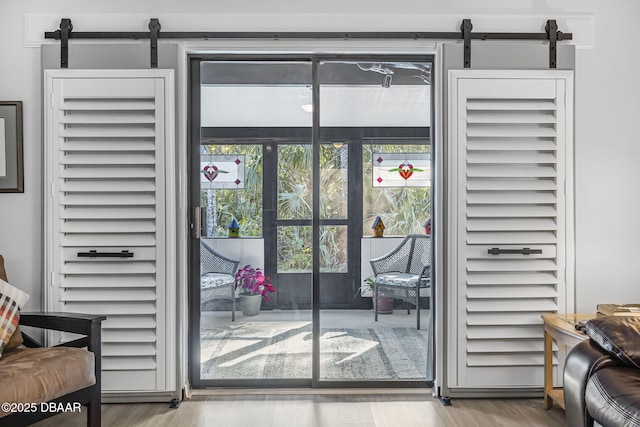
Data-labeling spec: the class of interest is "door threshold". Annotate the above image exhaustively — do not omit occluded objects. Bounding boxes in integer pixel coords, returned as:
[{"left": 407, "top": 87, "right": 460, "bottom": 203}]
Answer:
[{"left": 190, "top": 387, "right": 434, "bottom": 396}]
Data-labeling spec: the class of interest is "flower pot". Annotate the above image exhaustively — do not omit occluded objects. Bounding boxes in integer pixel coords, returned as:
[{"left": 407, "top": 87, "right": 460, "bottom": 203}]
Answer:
[
  {"left": 372, "top": 291, "right": 394, "bottom": 314},
  {"left": 239, "top": 294, "right": 262, "bottom": 316}
]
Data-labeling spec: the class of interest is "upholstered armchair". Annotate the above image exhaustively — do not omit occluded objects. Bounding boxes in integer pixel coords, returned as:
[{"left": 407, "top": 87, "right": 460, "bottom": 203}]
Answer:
[
  {"left": 564, "top": 316, "right": 640, "bottom": 427},
  {"left": 0, "top": 255, "right": 105, "bottom": 427}
]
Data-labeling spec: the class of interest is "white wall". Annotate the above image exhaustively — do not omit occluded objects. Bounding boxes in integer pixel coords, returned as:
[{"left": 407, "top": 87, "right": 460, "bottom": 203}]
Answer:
[{"left": 0, "top": 1, "right": 637, "bottom": 313}]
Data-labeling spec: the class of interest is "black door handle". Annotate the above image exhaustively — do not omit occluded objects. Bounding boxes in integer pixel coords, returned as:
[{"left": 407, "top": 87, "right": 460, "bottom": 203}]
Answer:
[
  {"left": 77, "top": 250, "right": 134, "bottom": 258},
  {"left": 487, "top": 248, "right": 542, "bottom": 255}
]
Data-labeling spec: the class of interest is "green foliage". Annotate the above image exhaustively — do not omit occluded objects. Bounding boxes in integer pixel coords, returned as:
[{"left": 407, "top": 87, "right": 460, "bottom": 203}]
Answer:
[
  {"left": 276, "top": 144, "right": 348, "bottom": 272},
  {"left": 277, "top": 226, "right": 312, "bottom": 272},
  {"left": 363, "top": 277, "right": 375, "bottom": 290}
]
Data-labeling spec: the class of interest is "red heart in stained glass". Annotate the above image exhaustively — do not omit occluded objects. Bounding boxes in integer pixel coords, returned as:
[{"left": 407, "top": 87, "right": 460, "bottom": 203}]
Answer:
[
  {"left": 204, "top": 165, "right": 219, "bottom": 182},
  {"left": 398, "top": 163, "right": 414, "bottom": 180}
]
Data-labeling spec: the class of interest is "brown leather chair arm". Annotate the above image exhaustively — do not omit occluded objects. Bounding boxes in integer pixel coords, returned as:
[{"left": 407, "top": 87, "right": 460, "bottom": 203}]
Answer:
[{"left": 563, "top": 340, "right": 624, "bottom": 427}]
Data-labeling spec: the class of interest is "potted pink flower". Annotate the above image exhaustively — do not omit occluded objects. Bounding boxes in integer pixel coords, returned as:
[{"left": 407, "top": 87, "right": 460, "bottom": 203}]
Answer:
[{"left": 235, "top": 265, "right": 275, "bottom": 316}]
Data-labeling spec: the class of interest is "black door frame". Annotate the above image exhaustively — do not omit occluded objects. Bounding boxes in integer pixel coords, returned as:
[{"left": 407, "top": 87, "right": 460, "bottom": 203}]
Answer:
[
  {"left": 262, "top": 139, "right": 355, "bottom": 311},
  {"left": 188, "top": 53, "right": 435, "bottom": 389}
]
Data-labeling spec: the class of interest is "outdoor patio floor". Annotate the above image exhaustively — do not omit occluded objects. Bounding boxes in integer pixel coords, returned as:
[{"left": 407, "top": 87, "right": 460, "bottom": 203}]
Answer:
[{"left": 200, "top": 309, "right": 432, "bottom": 382}]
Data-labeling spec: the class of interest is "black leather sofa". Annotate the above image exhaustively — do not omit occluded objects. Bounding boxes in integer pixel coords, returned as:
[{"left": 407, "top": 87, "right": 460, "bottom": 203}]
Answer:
[{"left": 564, "top": 316, "right": 640, "bottom": 427}]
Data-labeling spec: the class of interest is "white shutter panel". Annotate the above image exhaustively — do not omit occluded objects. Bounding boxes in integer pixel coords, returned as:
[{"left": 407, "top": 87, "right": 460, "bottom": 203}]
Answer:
[
  {"left": 447, "top": 70, "right": 574, "bottom": 390},
  {"left": 44, "top": 70, "right": 175, "bottom": 394}
]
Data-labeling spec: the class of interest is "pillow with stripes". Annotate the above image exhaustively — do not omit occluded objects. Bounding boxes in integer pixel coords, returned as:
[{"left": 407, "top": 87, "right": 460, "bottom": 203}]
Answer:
[{"left": 0, "top": 278, "right": 29, "bottom": 358}]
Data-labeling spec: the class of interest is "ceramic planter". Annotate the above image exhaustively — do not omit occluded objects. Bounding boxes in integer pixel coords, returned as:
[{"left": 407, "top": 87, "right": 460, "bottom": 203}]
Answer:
[
  {"left": 239, "top": 293, "right": 262, "bottom": 316},
  {"left": 372, "top": 291, "right": 394, "bottom": 314}
]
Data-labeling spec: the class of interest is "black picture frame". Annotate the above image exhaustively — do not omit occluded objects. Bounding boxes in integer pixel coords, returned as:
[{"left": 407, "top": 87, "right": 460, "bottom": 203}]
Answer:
[{"left": 0, "top": 101, "right": 24, "bottom": 193}]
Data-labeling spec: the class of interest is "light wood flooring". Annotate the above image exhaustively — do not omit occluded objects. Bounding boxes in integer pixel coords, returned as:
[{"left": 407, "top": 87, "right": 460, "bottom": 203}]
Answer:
[{"left": 33, "top": 392, "right": 566, "bottom": 427}]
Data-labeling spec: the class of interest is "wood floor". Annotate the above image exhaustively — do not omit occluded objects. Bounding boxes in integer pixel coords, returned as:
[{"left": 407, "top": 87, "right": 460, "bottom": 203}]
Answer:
[{"left": 33, "top": 392, "right": 567, "bottom": 427}]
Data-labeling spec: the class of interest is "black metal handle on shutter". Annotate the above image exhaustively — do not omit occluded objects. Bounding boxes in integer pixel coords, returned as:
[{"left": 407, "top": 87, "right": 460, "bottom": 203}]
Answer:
[
  {"left": 77, "top": 250, "right": 134, "bottom": 258},
  {"left": 487, "top": 248, "right": 542, "bottom": 255}
]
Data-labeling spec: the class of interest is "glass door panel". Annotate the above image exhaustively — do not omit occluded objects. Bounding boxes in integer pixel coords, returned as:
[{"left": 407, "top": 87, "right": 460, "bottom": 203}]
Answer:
[
  {"left": 318, "top": 60, "right": 433, "bottom": 382},
  {"left": 277, "top": 144, "right": 313, "bottom": 221},
  {"left": 275, "top": 144, "right": 313, "bottom": 310},
  {"left": 320, "top": 225, "right": 348, "bottom": 273},
  {"left": 320, "top": 143, "right": 348, "bottom": 220},
  {"left": 197, "top": 61, "right": 312, "bottom": 384}
]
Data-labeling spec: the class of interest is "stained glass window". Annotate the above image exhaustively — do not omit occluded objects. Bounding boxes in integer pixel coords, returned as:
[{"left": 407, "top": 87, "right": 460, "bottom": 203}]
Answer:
[
  {"left": 200, "top": 154, "right": 245, "bottom": 189},
  {"left": 372, "top": 152, "right": 430, "bottom": 187}
]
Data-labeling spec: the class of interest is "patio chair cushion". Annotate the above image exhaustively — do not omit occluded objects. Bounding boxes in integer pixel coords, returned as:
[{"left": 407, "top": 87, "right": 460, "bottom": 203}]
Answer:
[
  {"left": 201, "top": 272, "right": 235, "bottom": 305},
  {"left": 375, "top": 272, "right": 424, "bottom": 288},
  {"left": 201, "top": 273, "right": 235, "bottom": 289}
]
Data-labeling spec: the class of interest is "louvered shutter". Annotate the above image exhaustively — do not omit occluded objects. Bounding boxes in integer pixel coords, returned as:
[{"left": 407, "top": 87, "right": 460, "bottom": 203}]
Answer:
[
  {"left": 44, "top": 70, "right": 176, "bottom": 394},
  {"left": 446, "top": 70, "right": 574, "bottom": 390}
]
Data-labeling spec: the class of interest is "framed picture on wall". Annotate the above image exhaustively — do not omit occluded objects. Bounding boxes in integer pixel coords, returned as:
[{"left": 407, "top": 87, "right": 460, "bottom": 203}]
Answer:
[{"left": 0, "top": 101, "right": 24, "bottom": 193}]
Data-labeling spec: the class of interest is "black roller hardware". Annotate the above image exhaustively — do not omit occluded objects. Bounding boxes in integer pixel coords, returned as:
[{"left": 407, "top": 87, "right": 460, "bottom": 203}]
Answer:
[{"left": 45, "top": 18, "right": 572, "bottom": 71}]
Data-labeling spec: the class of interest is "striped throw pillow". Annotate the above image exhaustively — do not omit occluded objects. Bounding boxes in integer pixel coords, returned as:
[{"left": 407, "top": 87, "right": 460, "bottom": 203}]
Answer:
[{"left": 0, "top": 279, "right": 29, "bottom": 358}]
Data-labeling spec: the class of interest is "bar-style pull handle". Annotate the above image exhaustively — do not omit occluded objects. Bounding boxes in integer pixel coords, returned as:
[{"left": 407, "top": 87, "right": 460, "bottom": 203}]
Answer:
[
  {"left": 77, "top": 250, "right": 134, "bottom": 258},
  {"left": 487, "top": 247, "right": 543, "bottom": 256},
  {"left": 193, "top": 206, "right": 201, "bottom": 239}
]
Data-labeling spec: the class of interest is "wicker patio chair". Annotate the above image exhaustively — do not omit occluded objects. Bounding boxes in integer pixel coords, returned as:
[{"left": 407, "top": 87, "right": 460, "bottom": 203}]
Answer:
[
  {"left": 200, "top": 240, "right": 240, "bottom": 321},
  {"left": 369, "top": 234, "right": 432, "bottom": 329}
]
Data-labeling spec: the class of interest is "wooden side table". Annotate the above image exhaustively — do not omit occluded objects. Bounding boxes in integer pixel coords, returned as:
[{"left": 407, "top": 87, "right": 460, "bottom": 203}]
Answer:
[{"left": 541, "top": 313, "right": 594, "bottom": 410}]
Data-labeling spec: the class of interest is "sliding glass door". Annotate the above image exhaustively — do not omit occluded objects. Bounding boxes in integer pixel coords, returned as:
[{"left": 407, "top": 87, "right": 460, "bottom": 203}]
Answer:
[
  {"left": 189, "top": 55, "right": 434, "bottom": 388},
  {"left": 191, "top": 61, "right": 313, "bottom": 386},
  {"left": 317, "top": 60, "right": 432, "bottom": 383}
]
